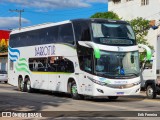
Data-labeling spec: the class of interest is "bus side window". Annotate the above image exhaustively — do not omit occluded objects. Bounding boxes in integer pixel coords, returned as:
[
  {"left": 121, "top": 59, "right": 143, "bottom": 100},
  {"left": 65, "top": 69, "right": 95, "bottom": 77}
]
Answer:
[
  {"left": 81, "top": 28, "right": 91, "bottom": 41},
  {"left": 79, "top": 55, "right": 92, "bottom": 73},
  {"left": 65, "top": 60, "right": 74, "bottom": 73},
  {"left": 56, "top": 57, "right": 74, "bottom": 73},
  {"left": 46, "top": 26, "right": 58, "bottom": 43},
  {"left": 48, "top": 56, "right": 57, "bottom": 72},
  {"left": 58, "top": 23, "right": 74, "bottom": 45},
  {"left": 73, "top": 21, "right": 91, "bottom": 41}
]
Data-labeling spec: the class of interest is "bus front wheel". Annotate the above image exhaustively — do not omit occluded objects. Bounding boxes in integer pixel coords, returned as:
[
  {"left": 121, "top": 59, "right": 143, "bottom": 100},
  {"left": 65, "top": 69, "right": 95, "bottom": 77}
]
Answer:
[{"left": 71, "top": 81, "right": 84, "bottom": 100}]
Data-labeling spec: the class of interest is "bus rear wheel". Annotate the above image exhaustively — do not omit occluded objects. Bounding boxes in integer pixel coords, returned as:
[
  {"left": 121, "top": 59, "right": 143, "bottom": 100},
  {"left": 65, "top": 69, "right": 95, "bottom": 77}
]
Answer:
[
  {"left": 71, "top": 81, "right": 84, "bottom": 100},
  {"left": 26, "top": 79, "right": 33, "bottom": 93},
  {"left": 108, "top": 96, "right": 119, "bottom": 100},
  {"left": 18, "top": 78, "right": 26, "bottom": 92}
]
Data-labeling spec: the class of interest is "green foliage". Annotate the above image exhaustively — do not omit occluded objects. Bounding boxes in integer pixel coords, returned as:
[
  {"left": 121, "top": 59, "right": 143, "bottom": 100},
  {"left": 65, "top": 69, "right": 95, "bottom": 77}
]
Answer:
[
  {"left": 0, "top": 45, "right": 8, "bottom": 53},
  {"left": 112, "top": 0, "right": 121, "bottom": 3},
  {"left": 129, "top": 17, "right": 153, "bottom": 62},
  {"left": 91, "top": 11, "right": 121, "bottom": 20},
  {"left": 128, "top": 17, "right": 153, "bottom": 49}
]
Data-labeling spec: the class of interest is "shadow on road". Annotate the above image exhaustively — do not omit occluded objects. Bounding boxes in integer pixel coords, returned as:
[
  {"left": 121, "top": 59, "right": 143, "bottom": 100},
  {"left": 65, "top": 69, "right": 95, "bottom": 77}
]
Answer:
[
  {"left": 81, "top": 95, "right": 146, "bottom": 103},
  {"left": 0, "top": 83, "right": 71, "bottom": 112}
]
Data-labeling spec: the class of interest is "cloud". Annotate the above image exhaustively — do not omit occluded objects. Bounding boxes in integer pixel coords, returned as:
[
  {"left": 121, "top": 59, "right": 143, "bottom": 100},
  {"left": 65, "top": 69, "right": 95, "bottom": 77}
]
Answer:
[
  {"left": 2, "top": 0, "right": 89, "bottom": 9},
  {"left": 1, "top": 0, "right": 107, "bottom": 9},
  {"left": 0, "top": 17, "right": 30, "bottom": 30}
]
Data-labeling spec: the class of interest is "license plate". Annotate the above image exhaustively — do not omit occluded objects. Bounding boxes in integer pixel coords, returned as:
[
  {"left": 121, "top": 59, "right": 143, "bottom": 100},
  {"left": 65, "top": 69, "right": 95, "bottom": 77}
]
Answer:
[{"left": 116, "top": 92, "right": 124, "bottom": 95}]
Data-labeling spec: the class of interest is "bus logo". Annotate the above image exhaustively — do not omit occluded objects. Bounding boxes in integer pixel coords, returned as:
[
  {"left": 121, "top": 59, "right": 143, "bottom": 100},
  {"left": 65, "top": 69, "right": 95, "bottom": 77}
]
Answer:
[{"left": 118, "top": 47, "right": 123, "bottom": 51}]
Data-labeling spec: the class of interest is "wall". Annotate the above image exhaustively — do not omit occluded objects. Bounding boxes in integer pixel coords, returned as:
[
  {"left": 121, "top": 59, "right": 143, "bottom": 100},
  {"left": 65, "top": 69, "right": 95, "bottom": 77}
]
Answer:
[
  {"left": 0, "top": 30, "right": 10, "bottom": 71},
  {"left": 109, "top": 0, "right": 160, "bottom": 21}
]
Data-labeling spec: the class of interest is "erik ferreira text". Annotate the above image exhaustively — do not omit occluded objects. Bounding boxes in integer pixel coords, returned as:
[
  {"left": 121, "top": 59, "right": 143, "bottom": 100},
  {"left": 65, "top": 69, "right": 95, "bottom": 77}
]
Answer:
[{"left": 138, "top": 112, "right": 158, "bottom": 117}]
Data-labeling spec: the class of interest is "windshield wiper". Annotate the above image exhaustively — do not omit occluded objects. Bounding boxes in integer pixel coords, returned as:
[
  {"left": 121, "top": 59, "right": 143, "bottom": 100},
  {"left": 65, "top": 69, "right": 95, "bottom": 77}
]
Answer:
[{"left": 125, "top": 73, "right": 139, "bottom": 77}]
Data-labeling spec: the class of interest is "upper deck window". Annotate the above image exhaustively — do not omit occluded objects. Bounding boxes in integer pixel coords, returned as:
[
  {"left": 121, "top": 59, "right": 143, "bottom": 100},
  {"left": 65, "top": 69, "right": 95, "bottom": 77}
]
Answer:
[{"left": 91, "top": 22, "right": 136, "bottom": 46}]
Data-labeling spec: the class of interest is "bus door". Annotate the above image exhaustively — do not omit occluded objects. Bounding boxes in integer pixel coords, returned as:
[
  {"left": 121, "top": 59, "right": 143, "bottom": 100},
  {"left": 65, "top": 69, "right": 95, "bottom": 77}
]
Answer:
[{"left": 78, "top": 55, "right": 93, "bottom": 95}]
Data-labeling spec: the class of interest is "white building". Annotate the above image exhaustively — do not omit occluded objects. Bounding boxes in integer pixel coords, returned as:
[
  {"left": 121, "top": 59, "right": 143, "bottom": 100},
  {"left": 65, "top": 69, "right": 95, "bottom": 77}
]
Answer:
[{"left": 108, "top": 0, "right": 160, "bottom": 21}]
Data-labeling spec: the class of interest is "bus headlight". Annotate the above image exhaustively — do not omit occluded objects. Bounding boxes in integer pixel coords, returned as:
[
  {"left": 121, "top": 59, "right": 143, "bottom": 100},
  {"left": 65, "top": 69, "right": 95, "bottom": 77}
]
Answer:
[
  {"left": 87, "top": 76, "right": 106, "bottom": 86},
  {"left": 133, "top": 81, "right": 141, "bottom": 85}
]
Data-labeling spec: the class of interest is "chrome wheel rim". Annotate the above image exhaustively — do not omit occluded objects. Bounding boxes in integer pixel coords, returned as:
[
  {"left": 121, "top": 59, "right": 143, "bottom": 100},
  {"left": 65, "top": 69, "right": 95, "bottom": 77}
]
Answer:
[
  {"left": 72, "top": 83, "right": 77, "bottom": 96},
  {"left": 20, "top": 80, "right": 24, "bottom": 90},
  {"left": 27, "top": 81, "right": 31, "bottom": 91},
  {"left": 147, "top": 87, "right": 153, "bottom": 96}
]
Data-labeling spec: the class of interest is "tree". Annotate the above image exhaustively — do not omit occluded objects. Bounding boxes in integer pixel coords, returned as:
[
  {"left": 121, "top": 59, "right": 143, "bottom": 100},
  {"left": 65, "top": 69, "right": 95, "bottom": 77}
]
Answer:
[
  {"left": 128, "top": 17, "right": 153, "bottom": 49},
  {"left": 0, "top": 45, "right": 8, "bottom": 53},
  {"left": 91, "top": 11, "right": 121, "bottom": 20},
  {"left": 111, "top": 0, "right": 121, "bottom": 3},
  {"left": 129, "top": 17, "right": 153, "bottom": 62}
]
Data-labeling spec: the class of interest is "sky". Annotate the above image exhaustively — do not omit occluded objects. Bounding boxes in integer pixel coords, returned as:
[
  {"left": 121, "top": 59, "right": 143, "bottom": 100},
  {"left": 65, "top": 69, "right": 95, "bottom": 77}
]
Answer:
[{"left": 0, "top": 0, "right": 108, "bottom": 30}]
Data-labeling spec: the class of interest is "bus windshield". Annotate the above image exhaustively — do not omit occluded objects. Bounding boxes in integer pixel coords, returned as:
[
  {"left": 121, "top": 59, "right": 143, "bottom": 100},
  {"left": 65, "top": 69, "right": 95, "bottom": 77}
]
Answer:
[
  {"left": 95, "top": 51, "right": 140, "bottom": 78},
  {"left": 91, "top": 22, "right": 136, "bottom": 45}
]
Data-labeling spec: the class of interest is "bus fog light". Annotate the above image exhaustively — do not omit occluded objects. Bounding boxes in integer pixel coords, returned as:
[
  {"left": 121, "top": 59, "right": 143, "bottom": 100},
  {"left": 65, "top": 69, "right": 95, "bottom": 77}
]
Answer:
[{"left": 97, "top": 88, "right": 104, "bottom": 93}]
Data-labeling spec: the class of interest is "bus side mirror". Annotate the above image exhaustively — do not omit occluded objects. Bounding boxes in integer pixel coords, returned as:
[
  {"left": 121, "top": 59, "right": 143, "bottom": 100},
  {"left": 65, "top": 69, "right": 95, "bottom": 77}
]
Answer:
[{"left": 138, "top": 44, "right": 152, "bottom": 61}]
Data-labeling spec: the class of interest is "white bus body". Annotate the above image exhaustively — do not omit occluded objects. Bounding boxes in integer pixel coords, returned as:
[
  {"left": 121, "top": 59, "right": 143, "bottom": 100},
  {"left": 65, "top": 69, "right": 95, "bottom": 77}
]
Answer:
[{"left": 8, "top": 19, "right": 141, "bottom": 99}]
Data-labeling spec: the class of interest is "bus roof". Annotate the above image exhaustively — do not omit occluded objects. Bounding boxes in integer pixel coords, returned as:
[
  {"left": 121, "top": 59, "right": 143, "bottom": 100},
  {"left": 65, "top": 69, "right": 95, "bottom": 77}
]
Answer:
[
  {"left": 71, "top": 18, "right": 128, "bottom": 24},
  {"left": 10, "top": 18, "right": 128, "bottom": 35},
  {"left": 10, "top": 20, "right": 71, "bottom": 34}
]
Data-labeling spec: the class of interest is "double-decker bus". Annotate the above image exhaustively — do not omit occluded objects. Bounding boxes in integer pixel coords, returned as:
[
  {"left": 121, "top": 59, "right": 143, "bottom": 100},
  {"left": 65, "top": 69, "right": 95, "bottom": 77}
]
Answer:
[{"left": 8, "top": 19, "right": 146, "bottom": 100}]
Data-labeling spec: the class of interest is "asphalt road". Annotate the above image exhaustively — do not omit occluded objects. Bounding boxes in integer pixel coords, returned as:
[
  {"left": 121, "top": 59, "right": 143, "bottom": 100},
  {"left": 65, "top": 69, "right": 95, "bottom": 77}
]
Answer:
[{"left": 0, "top": 83, "right": 160, "bottom": 120}]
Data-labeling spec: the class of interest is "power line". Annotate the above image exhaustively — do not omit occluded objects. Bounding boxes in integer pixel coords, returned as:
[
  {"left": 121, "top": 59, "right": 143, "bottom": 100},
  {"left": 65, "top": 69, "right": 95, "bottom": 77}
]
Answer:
[{"left": 9, "top": 9, "right": 24, "bottom": 30}]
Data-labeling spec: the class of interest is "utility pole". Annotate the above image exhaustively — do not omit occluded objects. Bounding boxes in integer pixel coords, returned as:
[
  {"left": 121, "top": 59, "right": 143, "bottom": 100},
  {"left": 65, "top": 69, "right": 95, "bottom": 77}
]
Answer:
[{"left": 9, "top": 9, "right": 24, "bottom": 30}]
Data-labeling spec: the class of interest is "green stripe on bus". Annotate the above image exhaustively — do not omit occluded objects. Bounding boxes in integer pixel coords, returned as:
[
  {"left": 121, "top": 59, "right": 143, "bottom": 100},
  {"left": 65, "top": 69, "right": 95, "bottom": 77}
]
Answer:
[
  {"left": 16, "top": 66, "right": 30, "bottom": 74},
  {"left": 17, "top": 63, "right": 28, "bottom": 68},
  {"left": 19, "top": 58, "right": 27, "bottom": 62}
]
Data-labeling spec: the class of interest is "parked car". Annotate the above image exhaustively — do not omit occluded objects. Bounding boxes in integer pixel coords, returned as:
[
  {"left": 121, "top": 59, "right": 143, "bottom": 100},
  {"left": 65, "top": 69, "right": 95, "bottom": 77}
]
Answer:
[{"left": 0, "top": 71, "right": 8, "bottom": 83}]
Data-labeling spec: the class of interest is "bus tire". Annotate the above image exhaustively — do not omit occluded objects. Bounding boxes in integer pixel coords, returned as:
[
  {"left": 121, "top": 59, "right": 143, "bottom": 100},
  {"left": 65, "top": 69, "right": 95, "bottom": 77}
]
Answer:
[
  {"left": 18, "top": 77, "right": 26, "bottom": 92},
  {"left": 26, "top": 79, "right": 33, "bottom": 93},
  {"left": 71, "top": 81, "right": 84, "bottom": 100},
  {"left": 108, "top": 96, "right": 119, "bottom": 100},
  {"left": 146, "top": 85, "right": 156, "bottom": 99},
  {"left": 4, "top": 81, "right": 8, "bottom": 84},
  {"left": 18, "top": 77, "right": 22, "bottom": 91}
]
